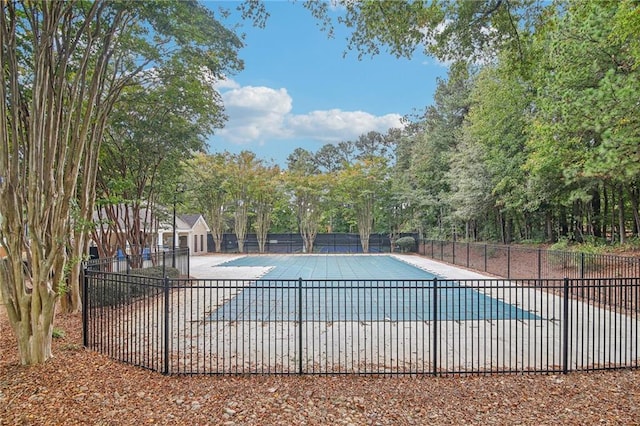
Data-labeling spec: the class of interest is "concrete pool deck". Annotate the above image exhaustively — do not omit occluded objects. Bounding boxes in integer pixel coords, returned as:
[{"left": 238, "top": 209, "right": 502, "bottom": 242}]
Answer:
[{"left": 188, "top": 253, "right": 494, "bottom": 281}]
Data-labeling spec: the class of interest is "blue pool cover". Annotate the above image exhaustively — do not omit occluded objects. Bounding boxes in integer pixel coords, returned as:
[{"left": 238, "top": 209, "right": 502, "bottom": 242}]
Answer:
[{"left": 210, "top": 255, "right": 540, "bottom": 322}]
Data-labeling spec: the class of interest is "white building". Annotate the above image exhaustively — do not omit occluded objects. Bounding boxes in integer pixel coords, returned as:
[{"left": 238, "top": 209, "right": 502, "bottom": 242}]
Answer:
[
  {"left": 92, "top": 205, "right": 210, "bottom": 256},
  {"left": 158, "top": 213, "right": 210, "bottom": 255}
]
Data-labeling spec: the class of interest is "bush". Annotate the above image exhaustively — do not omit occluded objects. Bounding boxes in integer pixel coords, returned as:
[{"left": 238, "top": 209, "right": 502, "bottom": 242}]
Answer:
[
  {"left": 127, "top": 266, "right": 179, "bottom": 297},
  {"left": 550, "top": 237, "right": 570, "bottom": 252},
  {"left": 88, "top": 276, "right": 133, "bottom": 307},
  {"left": 88, "top": 266, "right": 180, "bottom": 307},
  {"left": 129, "top": 265, "right": 179, "bottom": 279},
  {"left": 395, "top": 236, "right": 416, "bottom": 253},
  {"left": 550, "top": 237, "right": 606, "bottom": 255}
]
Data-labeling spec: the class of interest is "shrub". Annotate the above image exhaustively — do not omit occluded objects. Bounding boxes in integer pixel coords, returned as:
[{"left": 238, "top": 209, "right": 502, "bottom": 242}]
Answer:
[
  {"left": 395, "top": 236, "right": 416, "bottom": 253},
  {"left": 550, "top": 237, "right": 570, "bottom": 252},
  {"left": 88, "top": 276, "right": 132, "bottom": 307},
  {"left": 88, "top": 266, "right": 180, "bottom": 307},
  {"left": 129, "top": 265, "right": 179, "bottom": 279}
]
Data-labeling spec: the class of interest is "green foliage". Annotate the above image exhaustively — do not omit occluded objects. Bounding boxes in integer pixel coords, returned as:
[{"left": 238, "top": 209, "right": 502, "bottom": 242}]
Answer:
[
  {"left": 395, "top": 236, "right": 416, "bottom": 253},
  {"left": 90, "top": 266, "right": 179, "bottom": 307},
  {"left": 52, "top": 328, "right": 66, "bottom": 339},
  {"left": 306, "top": 0, "right": 545, "bottom": 65},
  {"left": 549, "top": 237, "right": 571, "bottom": 252},
  {"left": 129, "top": 266, "right": 180, "bottom": 280},
  {"left": 550, "top": 237, "right": 606, "bottom": 255}
]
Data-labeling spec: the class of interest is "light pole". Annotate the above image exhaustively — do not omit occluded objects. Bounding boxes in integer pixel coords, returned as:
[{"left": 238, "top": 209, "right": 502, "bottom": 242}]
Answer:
[{"left": 171, "top": 184, "right": 185, "bottom": 268}]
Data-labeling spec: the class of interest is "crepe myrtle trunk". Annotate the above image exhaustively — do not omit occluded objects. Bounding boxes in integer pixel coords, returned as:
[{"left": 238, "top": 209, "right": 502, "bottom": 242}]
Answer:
[{"left": 0, "top": 248, "right": 60, "bottom": 365}]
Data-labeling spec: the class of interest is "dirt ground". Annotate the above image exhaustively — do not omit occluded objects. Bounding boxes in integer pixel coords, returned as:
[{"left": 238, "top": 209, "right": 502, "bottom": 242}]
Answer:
[{"left": 2, "top": 252, "right": 640, "bottom": 425}]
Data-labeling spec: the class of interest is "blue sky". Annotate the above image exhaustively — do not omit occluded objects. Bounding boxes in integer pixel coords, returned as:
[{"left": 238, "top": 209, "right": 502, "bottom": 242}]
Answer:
[{"left": 207, "top": 1, "right": 448, "bottom": 166}]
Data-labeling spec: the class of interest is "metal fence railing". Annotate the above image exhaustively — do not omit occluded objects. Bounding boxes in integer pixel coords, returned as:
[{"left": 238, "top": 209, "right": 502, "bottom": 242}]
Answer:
[
  {"left": 84, "top": 248, "right": 190, "bottom": 276},
  {"left": 419, "top": 240, "right": 640, "bottom": 280},
  {"left": 83, "top": 273, "right": 640, "bottom": 375},
  {"left": 213, "top": 233, "right": 419, "bottom": 254}
]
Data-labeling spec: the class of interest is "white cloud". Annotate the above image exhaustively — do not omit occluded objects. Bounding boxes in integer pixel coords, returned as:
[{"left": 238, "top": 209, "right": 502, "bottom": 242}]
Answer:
[
  {"left": 216, "top": 79, "right": 404, "bottom": 146},
  {"left": 214, "top": 77, "right": 241, "bottom": 90},
  {"left": 287, "top": 109, "right": 403, "bottom": 142}
]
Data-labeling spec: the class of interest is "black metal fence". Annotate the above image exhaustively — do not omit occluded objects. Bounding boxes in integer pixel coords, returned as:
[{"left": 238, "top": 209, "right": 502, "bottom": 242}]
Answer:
[
  {"left": 84, "top": 248, "right": 190, "bottom": 276},
  {"left": 83, "top": 272, "right": 640, "bottom": 375},
  {"left": 419, "top": 240, "right": 640, "bottom": 280},
  {"left": 211, "top": 233, "right": 418, "bottom": 254}
]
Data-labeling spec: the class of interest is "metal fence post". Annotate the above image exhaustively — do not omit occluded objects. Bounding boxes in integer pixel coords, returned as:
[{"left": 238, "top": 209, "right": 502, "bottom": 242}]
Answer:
[
  {"left": 580, "top": 253, "right": 585, "bottom": 279},
  {"left": 82, "top": 267, "right": 89, "bottom": 348},
  {"left": 298, "top": 277, "right": 303, "bottom": 375},
  {"left": 484, "top": 244, "right": 488, "bottom": 272},
  {"left": 562, "top": 277, "right": 570, "bottom": 374},
  {"left": 432, "top": 277, "right": 438, "bottom": 376},
  {"left": 452, "top": 241, "right": 456, "bottom": 265},
  {"left": 507, "top": 246, "right": 511, "bottom": 279},
  {"left": 537, "top": 248, "right": 542, "bottom": 280},
  {"left": 163, "top": 276, "right": 170, "bottom": 375},
  {"left": 126, "top": 255, "right": 130, "bottom": 275},
  {"left": 466, "top": 242, "right": 470, "bottom": 268}
]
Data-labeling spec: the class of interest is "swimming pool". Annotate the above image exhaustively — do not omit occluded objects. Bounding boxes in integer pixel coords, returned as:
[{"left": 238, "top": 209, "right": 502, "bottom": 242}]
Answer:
[{"left": 210, "top": 255, "right": 540, "bottom": 322}]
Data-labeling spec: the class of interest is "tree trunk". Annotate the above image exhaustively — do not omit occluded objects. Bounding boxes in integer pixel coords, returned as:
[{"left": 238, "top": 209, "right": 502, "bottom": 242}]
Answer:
[
  {"left": 545, "top": 209, "right": 554, "bottom": 242},
  {"left": 591, "top": 186, "right": 602, "bottom": 238},
  {"left": 603, "top": 184, "right": 610, "bottom": 242},
  {"left": 357, "top": 194, "right": 374, "bottom": 253},
  {"left": 628, "top": 185, "right": 640, "bottom": 237},
  {"left": 618, "top": 185, "right": 626, "bottom": 244},
  {"left": 13, "top": 288, "right": 57, "bottom": 364},
  {"left": 207, "top": 203, "right": 225, "bottom": 253},
  {"left": 572, "top": 200, "right": 584, "bottom": 243},
  {"left": 559, "top": 207, "right": 569, "bottom": 239},
  {"left": 234, "top": 202, "right": 248, "bottom": 253},
  {"left": 60, "top": 227, "right": 89, "bottom": 313},
  {"left": 255, "top": 203, "right": 271, "bottom": 254}
]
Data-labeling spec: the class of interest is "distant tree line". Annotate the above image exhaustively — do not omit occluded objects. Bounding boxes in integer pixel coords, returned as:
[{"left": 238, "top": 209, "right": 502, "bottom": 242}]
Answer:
[
  {"left": 302, "top": 0, "right": 640, "bottom": 245},
  {"left": 175, "top": 1, "right": 640, "bottom": 247}
]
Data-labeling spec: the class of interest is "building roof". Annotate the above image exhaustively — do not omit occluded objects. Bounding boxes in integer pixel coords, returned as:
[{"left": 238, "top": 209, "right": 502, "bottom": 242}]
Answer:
[
  {"left": 93, "top": 204, "right": 208, "bottom": 233},
  {"left": 179, "top": 214, "right": 203, "bottom": 229}
]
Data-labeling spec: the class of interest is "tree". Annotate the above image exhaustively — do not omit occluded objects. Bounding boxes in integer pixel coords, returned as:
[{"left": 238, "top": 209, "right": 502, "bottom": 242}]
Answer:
[
  {"left": 285, "top": 149, "right": 327, "bottom": 253},
  {"left": 527, "top": 0, "right": 640, "bottom": 243},
  {"left": 354, "top": 131, "right": 394, "bottom": 160},
  {"left": 252, "top": 163, "right": 281, "bottom": 253},
  {"left": 408, "top": 65, "right": 473, "bottom": 239},
  {"left": 305, "top": 0, "right": 547, "bottom": 67},
  {"left": 611, "top": 0, "right": 640, "bottom": 67},
  {"left": 456, "top": 64, "right": 532, "bottom": 242},
  {"left": 315, "top": 142, "right": 354, "bottom": 173},
  {"left": 93, "top": 61, "right": 221, "bottom": 261},
  {"left": 337, "top": 157, "right": 389, "bottom": 253},
  {"left": 0, "top": 0, "right": 242, "bottom": 364},
  {"left": 226, "top": 151, "right": 263, "bottom": 253},
  {"left": 187, "top": 153, "right": 231, "bottom": 253}
]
